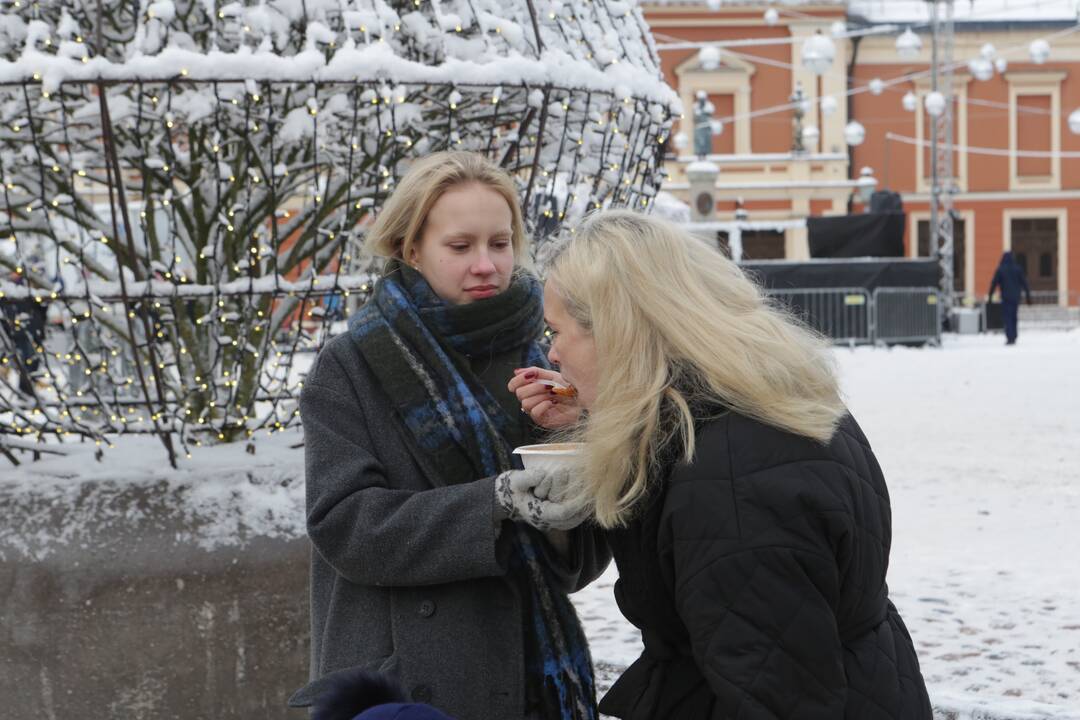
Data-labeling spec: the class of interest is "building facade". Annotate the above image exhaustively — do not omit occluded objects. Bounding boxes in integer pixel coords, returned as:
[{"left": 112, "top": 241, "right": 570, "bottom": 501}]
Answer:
[{"left": 644, "top": 0, "right": 1080, "bottom": 306}]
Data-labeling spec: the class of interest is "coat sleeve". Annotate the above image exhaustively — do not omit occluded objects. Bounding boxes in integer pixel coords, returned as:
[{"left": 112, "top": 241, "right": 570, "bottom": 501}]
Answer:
[
  {"left": 661, "top": 464, "right": 848, "bottom": 719},
  {"left": 540, "top": 525, "right": 612, "bottom": 594},
  {"left": 300, "top": 349, "right": 507, "bottom": 588}
]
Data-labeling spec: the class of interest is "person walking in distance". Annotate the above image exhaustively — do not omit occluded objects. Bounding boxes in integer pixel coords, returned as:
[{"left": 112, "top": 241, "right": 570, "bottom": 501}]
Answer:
[{"left": 988, "top": 250, "right": 1032, "bottom": 345}]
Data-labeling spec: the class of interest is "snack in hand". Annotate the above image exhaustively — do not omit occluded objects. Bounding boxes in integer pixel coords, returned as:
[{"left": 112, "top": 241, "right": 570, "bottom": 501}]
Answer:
[{"left": 538, "top": 379, "right": 578, "bottom": 398}]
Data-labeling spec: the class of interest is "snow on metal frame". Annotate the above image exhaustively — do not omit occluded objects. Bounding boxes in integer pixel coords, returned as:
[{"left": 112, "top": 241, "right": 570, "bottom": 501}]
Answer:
[
  {"left": 0, "top": 0, "right": 678, "bottom": 102},
  {"left": 0, "top": 0, "right": 679, "bottom": 464}
]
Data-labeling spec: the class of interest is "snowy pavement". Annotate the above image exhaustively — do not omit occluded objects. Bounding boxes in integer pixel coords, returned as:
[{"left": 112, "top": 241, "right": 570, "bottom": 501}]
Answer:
[
  {"left": 573, "top": 330, "right": 1080, "bottom": 719},
  {"left": 6, "top": 329, "right": 1077, "bottom": 717}
]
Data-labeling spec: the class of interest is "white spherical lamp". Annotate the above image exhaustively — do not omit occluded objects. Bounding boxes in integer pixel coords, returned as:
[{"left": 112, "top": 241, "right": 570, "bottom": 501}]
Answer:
[
  {"left": 902, "top": 91, "right": 918, "bottom": 112},
  {"left": 1069, "top": 108, "right": 1080, "bottom": 135},
  {"left": 831, "top": 21, "right": 847, "bottom": 38},
  {"left": 1030, "top": 39, "right": 1051, "bottom": 64},
  {"left": 820, "top": 95, "right": 839, "bottom": 117},
  {"left": 844, "top": 120, "right": 867, "bottom": 147},
  {"left": 802, "top": 124, "right": 821, "bottom": 146},
  {"left": 968, "top": 57, "right": 994, "bottom": 82},
  {"left": 764, "top": 8, "right": 780, "bottom": 26},
  {"left": 801, "top": 32, "right": 836, "bottom": 76},
  {"left": 698, "top": 45, "right": 721, "bottom": 71},
  {"left": 869, "top": 78, "right": 885, "bottom": 95},
  {"left": 674, "top": 132, "right": 689, "bottom": 150},
  {"left": 895, "top": 27, "right": 922, "bottom": 59},
  {"left": 995, "top": 57, "right": 1008, "bottom": 75},
  {"left": 980, "top": 43, "right": 997, "bottom": 60},
  {"left": 925, "top": 91, "right": 946, "bottom": 118}
]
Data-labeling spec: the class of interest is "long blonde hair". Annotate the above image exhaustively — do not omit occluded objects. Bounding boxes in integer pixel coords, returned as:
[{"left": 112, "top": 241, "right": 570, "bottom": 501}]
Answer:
[
  {"left": 548, "top": 210, "right": 846, "bottom": 528},
  {"left": 365, "top": 151, "right": 529, "bottom": 264}
]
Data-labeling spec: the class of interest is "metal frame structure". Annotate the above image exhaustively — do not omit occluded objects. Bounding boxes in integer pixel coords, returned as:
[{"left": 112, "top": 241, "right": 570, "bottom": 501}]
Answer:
[
  {"left": 929, "top": 0, "right": 957, "bottom": 316},
  {"left": 0, "top": 0, "right": 678, "bottom": 466}
]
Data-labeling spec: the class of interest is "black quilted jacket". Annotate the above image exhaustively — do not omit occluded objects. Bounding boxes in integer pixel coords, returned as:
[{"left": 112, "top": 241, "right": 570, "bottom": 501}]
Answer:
[{"left": 598, "top": 410, "right": 932, "bottom": 720}]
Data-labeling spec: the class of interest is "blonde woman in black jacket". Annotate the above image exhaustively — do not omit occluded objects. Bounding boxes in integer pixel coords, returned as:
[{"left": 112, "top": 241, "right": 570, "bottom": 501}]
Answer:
[{"left": 510, "top": 210, "right": 932, "bottom": 719}]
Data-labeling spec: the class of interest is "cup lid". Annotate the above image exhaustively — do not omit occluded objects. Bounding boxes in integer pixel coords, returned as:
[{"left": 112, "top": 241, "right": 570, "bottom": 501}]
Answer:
[{"left": 512, "top": 443, "right": 584, "bottom": 455}]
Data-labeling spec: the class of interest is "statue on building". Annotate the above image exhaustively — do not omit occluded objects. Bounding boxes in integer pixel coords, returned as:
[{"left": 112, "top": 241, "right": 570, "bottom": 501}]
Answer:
[
  {"left": 790, "top": 81, "right": 807, "bottom": 153},
  {"left": 693, "top": 90, "right": 717, "bottom": 158}
]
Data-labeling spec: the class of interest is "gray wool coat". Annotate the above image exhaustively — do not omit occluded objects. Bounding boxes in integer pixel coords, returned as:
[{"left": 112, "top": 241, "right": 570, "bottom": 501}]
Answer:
[{"left": 287, "top": 332, "right": 611, "bottom": 719}]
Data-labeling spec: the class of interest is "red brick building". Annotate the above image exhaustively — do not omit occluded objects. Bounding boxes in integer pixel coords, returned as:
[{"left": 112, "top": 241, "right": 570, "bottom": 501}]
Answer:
[{"left": 645, "top": 0, "right": 1080, "bottom": 307}]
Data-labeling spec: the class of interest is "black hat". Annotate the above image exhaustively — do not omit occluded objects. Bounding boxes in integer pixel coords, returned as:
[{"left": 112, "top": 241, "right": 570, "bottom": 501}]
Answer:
[{"left": 311, "top": 669, "right": 456, "bottom": 720}]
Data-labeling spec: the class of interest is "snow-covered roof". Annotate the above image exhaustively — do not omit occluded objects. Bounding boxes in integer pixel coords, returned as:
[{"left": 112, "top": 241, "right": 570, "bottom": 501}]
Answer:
[
  {"left": 850, "top": 0, "right": 1080, "bottom": 24},
  {"left": 646, "top": 0, "right": 1078, "bottom": 23},
  {"left": 645, "top": 1, "right": 845, "bottom": 6}
]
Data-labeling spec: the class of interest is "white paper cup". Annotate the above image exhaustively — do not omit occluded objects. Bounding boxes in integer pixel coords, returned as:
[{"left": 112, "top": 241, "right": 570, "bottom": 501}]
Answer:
[{"left": 512, "top": 443, "right": 584, "bottom": 471}]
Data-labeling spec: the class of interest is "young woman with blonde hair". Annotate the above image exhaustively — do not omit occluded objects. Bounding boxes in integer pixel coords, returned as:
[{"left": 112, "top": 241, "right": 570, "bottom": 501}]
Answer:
[
  {"left": 290, "top": 151, "right": 609, "bottom": 720},
  {"left": 510, "top": 210, "right": 932, "bottom": 719}
]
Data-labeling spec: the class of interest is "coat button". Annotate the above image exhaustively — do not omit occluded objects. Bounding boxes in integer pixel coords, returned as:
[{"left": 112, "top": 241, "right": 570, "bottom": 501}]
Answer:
[
  {"left": 418, "top": 599, "right": 436, "bottom": 618},
  {"left": 412, "top": 684, "right": 432, "bottom": 703}
]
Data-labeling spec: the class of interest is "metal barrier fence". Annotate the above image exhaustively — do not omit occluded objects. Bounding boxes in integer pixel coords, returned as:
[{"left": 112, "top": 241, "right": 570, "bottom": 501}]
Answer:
[
  {"left": 956, "top": 291, "right": 1080, "bottom": 331},
  {"left": 767, "top": 288, "right": 873, "bottom": 345},
  {"left": 765, "top": 287, "right": 941, "bottom": 346},
  {"left": 1018, "top": 291, "right": 1080, "bottom": 329},
  {"left": 874, "top": 287, "right": 942, "bottom": 344},
  {"left": 955, "top": 290, "right": 1080, "bottom": 307},
  {"left": 1025, "top": 290, "right": 1076, "bottom": 306},
  {"left": 1019, "top": 310, "right": 1080, "bottom": 330}
]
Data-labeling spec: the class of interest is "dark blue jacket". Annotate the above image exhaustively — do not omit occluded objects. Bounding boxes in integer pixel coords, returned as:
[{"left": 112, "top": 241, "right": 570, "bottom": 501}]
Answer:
[{"left": 989, "top": 251, "right": 1031, "bottom": 305}]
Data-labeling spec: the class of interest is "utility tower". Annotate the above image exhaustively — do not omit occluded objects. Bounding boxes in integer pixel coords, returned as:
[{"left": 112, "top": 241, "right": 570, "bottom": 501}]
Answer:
[{"left": 929, "top": 0, "right": 957, "bottom": 315}]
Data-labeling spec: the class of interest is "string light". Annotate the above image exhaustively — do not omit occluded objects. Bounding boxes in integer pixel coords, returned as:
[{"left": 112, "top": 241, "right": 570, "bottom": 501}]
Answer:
[{"left": 0, "top": 0, "right": 672, "bottom": 460}]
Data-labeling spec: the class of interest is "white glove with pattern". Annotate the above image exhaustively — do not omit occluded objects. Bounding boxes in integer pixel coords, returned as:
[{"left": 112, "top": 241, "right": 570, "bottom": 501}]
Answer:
[{"left": 493, "top": 467, "right": 591, "bottom": 532}]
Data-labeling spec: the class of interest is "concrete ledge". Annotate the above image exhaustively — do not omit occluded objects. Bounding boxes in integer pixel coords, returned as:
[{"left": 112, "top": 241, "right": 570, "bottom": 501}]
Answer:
[{"left": 0, "top": 440, "right": 310, "bottom": 718}]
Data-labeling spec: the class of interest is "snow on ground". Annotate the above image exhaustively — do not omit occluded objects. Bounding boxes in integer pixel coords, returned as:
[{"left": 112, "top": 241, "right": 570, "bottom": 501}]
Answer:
[
  {"left": 5, "top": 328, "right": 1078, "bottom": 716},
  {"left": 574, "top": 329, "right": 1080, "bottom": 719}
]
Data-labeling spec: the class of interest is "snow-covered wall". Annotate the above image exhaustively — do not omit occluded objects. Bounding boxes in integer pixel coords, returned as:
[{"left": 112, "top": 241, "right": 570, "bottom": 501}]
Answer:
[
  {"left": 0, "top": 435, "right": 305, "bottom": 560},
  {"left": 0, "top": 435, "right": 309, "bottom": 718}
]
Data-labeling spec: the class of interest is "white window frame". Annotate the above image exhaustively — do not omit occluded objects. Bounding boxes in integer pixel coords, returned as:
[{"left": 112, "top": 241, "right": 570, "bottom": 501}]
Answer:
[
  {"left": 675, "top": 52, "right": 756, "bottom": 156},
  {"left": 909, "top": 208, "right": 975, "bottom": 300},
  {"left": 1007, "top": 72, "right": 1066, "bottom": 191},
  {"left": 1002, "top": 207, "right": 1069, "bottom": 304},
  {"left": 913, "top": 75, "right": 969, "bottom": 194}
]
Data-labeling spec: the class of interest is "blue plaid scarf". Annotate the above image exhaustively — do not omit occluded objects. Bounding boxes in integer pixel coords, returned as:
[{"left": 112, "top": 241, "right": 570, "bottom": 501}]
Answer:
[{"left": 349, "top": 262, "right": 597, "bottom": 720}]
